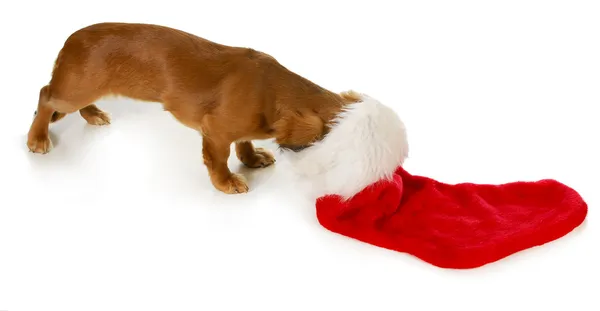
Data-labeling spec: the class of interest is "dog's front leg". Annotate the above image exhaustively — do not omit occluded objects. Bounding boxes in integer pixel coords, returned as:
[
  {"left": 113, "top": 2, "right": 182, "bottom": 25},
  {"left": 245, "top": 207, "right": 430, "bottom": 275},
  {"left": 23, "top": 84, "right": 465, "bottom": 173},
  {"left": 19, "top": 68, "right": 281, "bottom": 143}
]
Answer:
[{"left": 202, "top": 136, "right": 249, "bottom": 194}]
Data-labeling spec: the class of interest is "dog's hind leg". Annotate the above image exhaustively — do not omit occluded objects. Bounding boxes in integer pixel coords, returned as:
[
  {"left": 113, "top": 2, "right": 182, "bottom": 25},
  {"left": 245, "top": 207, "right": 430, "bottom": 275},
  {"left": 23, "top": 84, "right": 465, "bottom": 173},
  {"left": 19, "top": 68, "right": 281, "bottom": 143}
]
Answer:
[{"left": 27, "top": 85, "right": 57, "bottom": 154}]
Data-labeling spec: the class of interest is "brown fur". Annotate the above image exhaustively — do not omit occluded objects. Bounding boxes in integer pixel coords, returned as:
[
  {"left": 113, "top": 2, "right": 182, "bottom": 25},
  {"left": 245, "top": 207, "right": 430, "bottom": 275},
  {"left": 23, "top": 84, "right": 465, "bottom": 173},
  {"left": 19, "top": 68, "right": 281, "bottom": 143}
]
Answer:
[{"left": 27, "top": 22, "right": 356, "bottom": 194}]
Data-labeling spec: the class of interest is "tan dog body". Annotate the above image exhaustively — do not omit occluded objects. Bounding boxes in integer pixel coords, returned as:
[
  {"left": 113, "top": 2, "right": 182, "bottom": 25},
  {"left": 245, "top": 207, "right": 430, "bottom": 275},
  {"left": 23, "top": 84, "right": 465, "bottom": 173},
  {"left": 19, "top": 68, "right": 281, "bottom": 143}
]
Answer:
[{"left": 27, "top": 22, "right": 358, "bottom": 193}]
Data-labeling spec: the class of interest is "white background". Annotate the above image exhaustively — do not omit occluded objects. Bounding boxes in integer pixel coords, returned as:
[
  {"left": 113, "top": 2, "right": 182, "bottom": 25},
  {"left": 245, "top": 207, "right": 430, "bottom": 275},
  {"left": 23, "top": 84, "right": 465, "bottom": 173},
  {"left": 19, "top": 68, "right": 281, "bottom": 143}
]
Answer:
[{"left": 1, "top": 1, "right": 598, "bottom": 310}]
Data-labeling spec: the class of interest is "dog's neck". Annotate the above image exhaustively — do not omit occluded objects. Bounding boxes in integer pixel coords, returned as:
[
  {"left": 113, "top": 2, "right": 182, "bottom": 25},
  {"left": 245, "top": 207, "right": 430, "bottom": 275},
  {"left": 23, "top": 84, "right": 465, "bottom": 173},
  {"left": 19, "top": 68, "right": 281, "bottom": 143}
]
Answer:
[
  {"left": 260, "top": 61, "right": 362, "bottom": 149},
  {"left": 270, "top": 84, "right": 361, "bottom": 149}
]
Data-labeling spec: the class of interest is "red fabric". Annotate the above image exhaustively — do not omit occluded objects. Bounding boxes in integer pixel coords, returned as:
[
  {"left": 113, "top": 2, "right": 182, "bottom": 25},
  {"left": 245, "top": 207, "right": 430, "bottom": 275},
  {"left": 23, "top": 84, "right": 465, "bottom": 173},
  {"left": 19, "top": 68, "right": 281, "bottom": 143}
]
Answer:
[{"left": 316, "top": 167, "right": 588, "bottom": 269}]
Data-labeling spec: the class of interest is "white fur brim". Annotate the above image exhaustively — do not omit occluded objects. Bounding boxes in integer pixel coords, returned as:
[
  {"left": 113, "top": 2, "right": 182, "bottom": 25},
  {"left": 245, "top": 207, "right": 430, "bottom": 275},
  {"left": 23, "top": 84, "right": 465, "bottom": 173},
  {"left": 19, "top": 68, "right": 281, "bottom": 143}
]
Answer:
[{"left": 281, "top": 93, "right": 409, "bottom": 199}]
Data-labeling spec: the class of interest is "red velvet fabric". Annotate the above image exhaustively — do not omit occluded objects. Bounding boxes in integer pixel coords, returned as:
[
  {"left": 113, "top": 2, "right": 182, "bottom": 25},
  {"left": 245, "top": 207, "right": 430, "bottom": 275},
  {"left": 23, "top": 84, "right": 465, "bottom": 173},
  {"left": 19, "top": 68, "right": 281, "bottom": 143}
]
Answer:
[{"left": 316, "top": 166, "right": 588, "bottom": 269}]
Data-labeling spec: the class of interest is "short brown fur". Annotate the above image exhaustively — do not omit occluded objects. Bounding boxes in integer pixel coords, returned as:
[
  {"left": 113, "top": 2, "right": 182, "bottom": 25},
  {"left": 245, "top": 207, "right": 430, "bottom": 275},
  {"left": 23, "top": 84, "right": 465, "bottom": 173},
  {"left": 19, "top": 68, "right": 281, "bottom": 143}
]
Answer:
[{"left": 27, "top": 22, "right": 356, "bottom": 194}]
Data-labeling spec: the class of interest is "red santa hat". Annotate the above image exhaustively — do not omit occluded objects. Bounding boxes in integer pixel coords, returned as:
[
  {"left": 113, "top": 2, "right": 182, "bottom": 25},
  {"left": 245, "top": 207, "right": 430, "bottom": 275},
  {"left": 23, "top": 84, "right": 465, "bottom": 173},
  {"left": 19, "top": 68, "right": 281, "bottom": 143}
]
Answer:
[{"left": 282, "top": 92, "right": 588, "bottom": 269}]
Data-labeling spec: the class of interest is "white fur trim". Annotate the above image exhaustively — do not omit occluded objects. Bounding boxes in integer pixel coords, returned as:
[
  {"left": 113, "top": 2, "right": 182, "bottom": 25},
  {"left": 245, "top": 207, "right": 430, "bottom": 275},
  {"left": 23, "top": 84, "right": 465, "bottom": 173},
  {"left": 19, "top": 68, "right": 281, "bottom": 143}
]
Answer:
[{"left": 281, "top": 93, "right": 409, "bottom": 199}]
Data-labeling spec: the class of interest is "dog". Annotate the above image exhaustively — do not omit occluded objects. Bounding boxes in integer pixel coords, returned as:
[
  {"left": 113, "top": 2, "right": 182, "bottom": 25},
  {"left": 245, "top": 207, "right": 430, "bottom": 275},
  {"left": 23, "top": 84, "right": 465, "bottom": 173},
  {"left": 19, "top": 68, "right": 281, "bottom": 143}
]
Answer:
[{"left": 26, "top": 22, "right": 365, "bottom": 194}]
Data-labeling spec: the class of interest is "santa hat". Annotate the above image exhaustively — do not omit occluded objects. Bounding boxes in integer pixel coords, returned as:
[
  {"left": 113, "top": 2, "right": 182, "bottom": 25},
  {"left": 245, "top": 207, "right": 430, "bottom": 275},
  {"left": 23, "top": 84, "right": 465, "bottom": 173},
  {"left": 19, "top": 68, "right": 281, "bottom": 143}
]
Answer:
[{"left": 282, "top": 93, "right": 588, "bottom": 269}]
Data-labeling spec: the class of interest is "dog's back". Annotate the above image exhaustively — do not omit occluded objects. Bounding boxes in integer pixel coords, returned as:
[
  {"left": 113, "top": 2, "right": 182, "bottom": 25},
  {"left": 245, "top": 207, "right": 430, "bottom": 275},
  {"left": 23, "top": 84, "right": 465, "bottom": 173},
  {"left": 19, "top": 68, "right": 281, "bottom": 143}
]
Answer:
[{"left": 50, "top": 23, "right": 254, "bottom": 106}]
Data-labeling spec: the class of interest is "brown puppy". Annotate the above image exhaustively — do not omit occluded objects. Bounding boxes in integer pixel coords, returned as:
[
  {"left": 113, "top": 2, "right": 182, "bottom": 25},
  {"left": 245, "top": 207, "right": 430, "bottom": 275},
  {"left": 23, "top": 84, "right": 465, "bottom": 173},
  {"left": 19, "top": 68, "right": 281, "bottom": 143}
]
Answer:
[{"left": 27, "top": 22, "right": 360, "bottom": 194}]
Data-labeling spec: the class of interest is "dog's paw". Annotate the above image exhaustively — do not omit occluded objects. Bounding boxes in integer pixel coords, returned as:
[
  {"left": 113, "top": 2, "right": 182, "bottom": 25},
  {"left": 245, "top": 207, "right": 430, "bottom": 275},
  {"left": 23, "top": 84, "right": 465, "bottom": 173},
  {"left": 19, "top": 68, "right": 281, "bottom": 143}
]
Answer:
[
  {"left": 27, "top": 135, "right": 53, "bottom": 154},
  {"left": 240, "top": 147, "right": 276, "bottom": 168},
  {"left": 216, "top": 173, "right": 249, "bottom": 194},
  {"left": 83, "top": 111, "right": 111, "bottom": 126}
]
